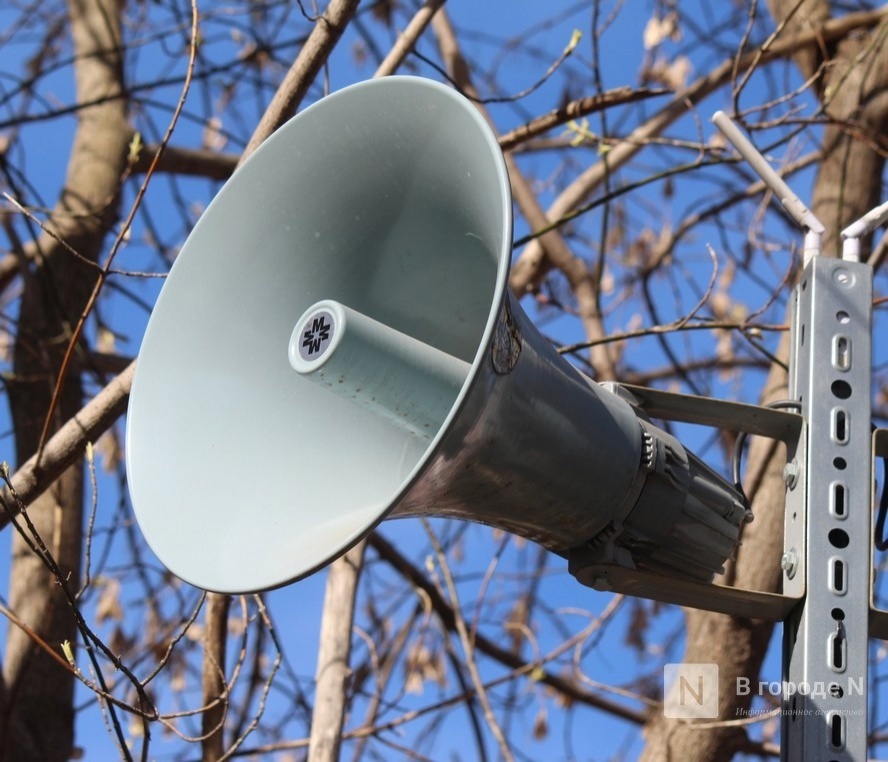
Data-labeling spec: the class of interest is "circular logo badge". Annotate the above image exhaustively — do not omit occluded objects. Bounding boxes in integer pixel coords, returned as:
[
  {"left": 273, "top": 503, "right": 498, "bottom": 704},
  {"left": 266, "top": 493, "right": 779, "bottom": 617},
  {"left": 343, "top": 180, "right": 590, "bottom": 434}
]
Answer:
[{"left": 298, "top": 309, "right": 336, "bottom": 361}]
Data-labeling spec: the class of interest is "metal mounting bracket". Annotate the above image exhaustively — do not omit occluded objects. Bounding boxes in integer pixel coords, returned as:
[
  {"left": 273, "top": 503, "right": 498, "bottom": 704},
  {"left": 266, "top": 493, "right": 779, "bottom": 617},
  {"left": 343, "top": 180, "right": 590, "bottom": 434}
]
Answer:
[{"left": 570, "top": 383, "right": 805, "bottom": 619}]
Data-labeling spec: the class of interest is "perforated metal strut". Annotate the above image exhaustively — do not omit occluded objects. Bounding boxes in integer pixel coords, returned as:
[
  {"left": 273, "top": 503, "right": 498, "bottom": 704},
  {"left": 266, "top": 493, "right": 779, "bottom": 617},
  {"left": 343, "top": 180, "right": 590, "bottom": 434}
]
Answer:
[{"left": 782, "top": 256, "right": 873, "bottom": 761}]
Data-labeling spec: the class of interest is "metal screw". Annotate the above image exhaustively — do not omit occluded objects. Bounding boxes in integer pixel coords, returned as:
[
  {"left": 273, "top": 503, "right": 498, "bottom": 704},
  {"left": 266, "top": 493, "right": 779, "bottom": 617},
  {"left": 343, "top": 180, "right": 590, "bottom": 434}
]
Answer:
[
  {"left": 783, "top": 459, "right": 800, "bottom": 490},
  {"left": 592, "top": 574, "right": 612, "bottom": 592},
  {"left": 781, "top": 548, "right": 798, "bottom": 579}
]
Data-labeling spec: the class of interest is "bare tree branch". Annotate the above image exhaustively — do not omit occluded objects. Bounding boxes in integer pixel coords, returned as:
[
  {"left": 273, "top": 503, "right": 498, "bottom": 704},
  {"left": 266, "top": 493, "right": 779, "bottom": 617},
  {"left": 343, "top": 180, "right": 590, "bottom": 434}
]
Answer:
[
  {"left": 241, "top": 0, "right": 361, "bottom": 161},
  {"left": 373, "top": 0, "right": 446, "bottom": 78},
  {"left": 308, "top": 541, "right": 366, "bottom": 762},
  {"left": 509, "top": 5, "right": 888, "bottom": 295},
  {"left": 201, "top": 593, "right": 231, "bottom": 762},
  {"left": 431, "top": 7, "right": 617, "bottom": 378},
  {"left": 0, "top": 362, "right": 134, "bottom": 532}
]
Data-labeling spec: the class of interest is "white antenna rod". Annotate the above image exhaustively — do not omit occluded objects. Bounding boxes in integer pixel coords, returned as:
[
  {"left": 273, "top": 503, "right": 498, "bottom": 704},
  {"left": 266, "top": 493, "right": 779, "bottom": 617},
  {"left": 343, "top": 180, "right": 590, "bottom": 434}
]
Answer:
[
  {"left": 712, "top": 111, "right": 824, "bottom": 265},
  {"left": 840, "top": 199, "right": 888, "bottom": 262}
]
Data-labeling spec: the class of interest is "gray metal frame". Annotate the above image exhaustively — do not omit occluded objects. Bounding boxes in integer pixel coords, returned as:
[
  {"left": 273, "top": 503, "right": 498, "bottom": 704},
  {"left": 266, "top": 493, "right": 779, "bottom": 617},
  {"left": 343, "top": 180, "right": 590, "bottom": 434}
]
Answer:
[
  {"left": 578, "top": 255, "right": 883, "bottom": 760},
  {"left": 782, "top": 256, "right": 873, "bottom": 761}
]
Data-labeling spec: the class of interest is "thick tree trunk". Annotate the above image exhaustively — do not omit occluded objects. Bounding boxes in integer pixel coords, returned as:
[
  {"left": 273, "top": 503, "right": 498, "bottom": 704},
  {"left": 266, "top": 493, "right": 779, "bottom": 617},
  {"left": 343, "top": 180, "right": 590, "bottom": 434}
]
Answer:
[
  {"left": 640, "top": 4, "right": 888, "bottom": 759},
  {"left": 0, "top": 0, "right": 128, "bottom": 759}
]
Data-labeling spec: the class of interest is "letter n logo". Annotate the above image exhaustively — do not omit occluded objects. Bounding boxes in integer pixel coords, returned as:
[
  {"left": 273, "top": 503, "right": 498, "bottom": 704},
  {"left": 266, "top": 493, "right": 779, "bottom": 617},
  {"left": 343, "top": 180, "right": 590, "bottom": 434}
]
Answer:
[{"left": 663, "top": 663, "right": 719, "bottom": 718}]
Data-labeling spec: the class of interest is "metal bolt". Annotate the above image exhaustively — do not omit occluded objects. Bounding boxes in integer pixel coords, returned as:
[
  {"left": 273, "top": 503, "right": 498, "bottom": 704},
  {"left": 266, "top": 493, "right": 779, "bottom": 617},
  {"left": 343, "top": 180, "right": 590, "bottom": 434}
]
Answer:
[
  {"left": 781, "top": 548, "right": 798, "bottom": 579},
  {"left": 783, "top": 459, "right": 800, "bottom": 490},
  {"left": 592, "top": 574, "right": 612, "bottom": 592}
]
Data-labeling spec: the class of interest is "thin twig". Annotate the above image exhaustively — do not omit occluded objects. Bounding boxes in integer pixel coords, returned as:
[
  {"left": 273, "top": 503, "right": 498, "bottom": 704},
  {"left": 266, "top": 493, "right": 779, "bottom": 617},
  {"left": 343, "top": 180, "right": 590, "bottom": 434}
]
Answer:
[
  {"left": 423, "top": 519, "right": 513, "bottom": 762},
  {"left": 497, "top": 86, "right": 667, "bottom": 151},
  {"left": 556, "top": 319, "right": 787, "bottom": 356}
]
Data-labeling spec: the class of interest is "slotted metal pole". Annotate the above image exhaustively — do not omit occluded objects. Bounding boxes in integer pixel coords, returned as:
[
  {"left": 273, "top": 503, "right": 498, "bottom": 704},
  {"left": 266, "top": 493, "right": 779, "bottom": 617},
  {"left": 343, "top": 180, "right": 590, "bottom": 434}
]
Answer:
[
  {"left": 783, "top": 255, "right": 873, "bottom": 760},
  {"left": 712, "top": 110, "right": 876, "bottom": 760}
]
